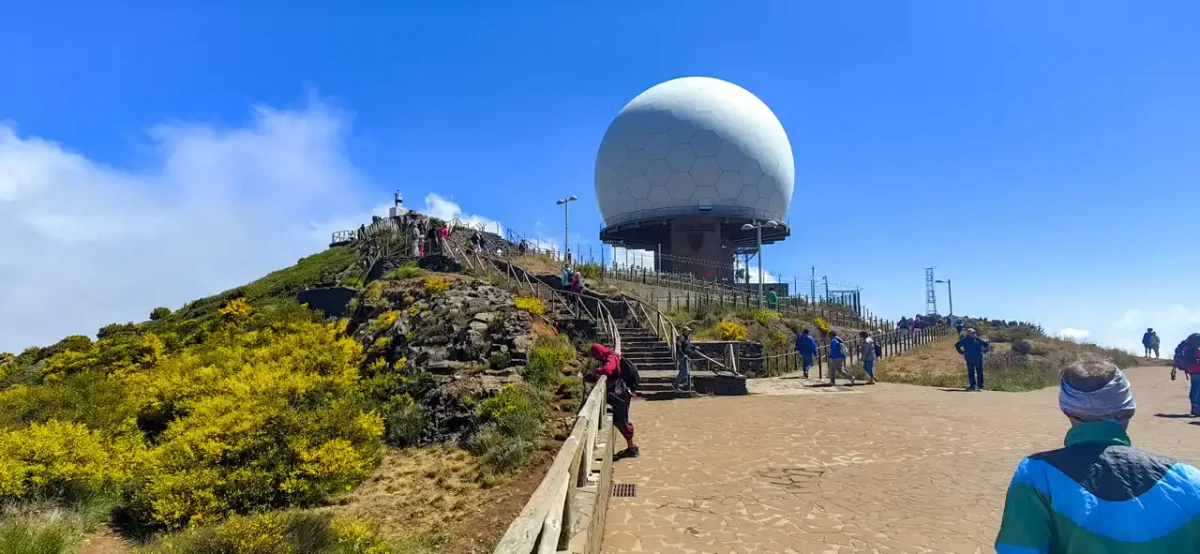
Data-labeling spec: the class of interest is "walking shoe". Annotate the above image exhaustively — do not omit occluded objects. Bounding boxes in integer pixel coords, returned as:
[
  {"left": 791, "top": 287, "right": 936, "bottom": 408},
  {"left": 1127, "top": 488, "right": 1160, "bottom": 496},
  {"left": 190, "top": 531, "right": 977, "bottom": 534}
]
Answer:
[
  {"left": 966, "top": 386, "right": 977, "bottom": 392},
  {"left": 976, "top": 386, "right": 985, "bottom": 391},
  {"left": 803, "top": 372, "right": 809, "bottom": 379},
  {"left": 617, "top": 446, "right": 640, "bottom": 459},
  {"left": 867, "top": 379, "right": 877, "bottom": 385}
]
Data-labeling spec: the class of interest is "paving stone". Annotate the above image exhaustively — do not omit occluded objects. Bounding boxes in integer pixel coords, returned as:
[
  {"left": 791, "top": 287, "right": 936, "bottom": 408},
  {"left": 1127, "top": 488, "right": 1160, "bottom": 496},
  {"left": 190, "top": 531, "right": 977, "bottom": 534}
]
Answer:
[{"left": 603, "top": 368, "right": 1199, "bottom": 553}]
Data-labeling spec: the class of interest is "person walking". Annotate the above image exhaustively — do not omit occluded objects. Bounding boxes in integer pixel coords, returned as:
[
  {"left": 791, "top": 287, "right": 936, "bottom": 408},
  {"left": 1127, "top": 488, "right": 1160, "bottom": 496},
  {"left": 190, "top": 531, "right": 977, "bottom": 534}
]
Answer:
[
  {"left": 587, "top": 344, "right": 639, "bottom": 458},
  {"left": 795, "top": 329, "right": 818, "bottom": 379},
  {"left": 561, "top": 266, "right": 573, "bottom": 290},
  {"left": 859, "top": 331, "right": 877, "bottom": 385},
  {"left": 828, "top": 331, "right": 853, "bottom": 385},
  {"left": 954, "top": 328, "right": 991, "bottom": 391},
  {"left": 995, "top": 360, "right": 1200, "bottom": 553},
  {"left": 954, "top": 318, "right": 965, "bottom": 336},
  {"left": 1174, "top": 333, "right": 1200, "bottom": 416},
  {"left": 674, "top": 327, "right": 695, "bottom": 391},
  {"left": 1143, "top": 328, "right": 1157, "bottom": 358}
]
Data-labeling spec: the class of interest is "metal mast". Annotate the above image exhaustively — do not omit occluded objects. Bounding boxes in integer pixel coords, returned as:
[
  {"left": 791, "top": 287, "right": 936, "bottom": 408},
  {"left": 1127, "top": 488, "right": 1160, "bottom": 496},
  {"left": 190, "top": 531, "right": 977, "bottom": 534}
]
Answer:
[{"left": 924, "top": 267, "right": 938, "bottom": 315}]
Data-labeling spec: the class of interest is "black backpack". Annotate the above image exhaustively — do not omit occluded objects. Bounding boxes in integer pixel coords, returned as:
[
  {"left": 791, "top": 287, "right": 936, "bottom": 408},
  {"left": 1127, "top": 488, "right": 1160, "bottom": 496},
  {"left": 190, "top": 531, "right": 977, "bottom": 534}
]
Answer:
[
  {"left": 1175, "top": 341, "right": 1191, "bottom": 369},
  {"left": 873, "top": 342, "right": 883, "bottom": 358},
  {"left": 618, "top": 357, "right": 640, "bottom": 391}
]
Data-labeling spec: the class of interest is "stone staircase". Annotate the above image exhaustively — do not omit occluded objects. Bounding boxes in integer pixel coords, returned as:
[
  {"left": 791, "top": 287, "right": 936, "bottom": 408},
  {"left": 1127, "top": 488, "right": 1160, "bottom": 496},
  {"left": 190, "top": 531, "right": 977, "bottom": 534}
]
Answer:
[{"left": 616, "top": 319, "right": 694, "bottom": 400}]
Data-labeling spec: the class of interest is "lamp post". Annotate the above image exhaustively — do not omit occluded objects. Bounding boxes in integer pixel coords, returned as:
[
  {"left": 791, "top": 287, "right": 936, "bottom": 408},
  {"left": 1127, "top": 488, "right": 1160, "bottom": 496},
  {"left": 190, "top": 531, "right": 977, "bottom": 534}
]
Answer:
[
  {"left": 935, "top": 279, "right": 953, "bottom": 316},
  {"left": 555, "top": 195, "right": 577, "bottom": 265},
  {"left": 741, "top": 219, "right": 780, "bottom": 308}
]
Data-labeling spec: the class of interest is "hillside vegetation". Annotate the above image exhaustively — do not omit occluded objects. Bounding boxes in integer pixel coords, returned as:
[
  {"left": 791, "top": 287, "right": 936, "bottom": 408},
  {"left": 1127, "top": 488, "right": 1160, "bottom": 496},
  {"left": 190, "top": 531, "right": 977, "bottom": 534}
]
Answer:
[
  {"left": 0, "top": 248, "right": 588, "bottom": 554},
  {"left": 874, "top": 318, "right": 1146, "bottom": 391}
]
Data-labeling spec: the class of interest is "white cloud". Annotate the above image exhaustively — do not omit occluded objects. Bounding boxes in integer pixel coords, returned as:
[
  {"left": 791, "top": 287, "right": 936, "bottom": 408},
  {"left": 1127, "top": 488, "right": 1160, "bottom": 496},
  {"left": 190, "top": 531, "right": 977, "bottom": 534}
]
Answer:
[
  {"left": 1105, "top": 305, "right": 1200, "bottom": 355},
  {"left": 0, "top": 100, "right": 380, "bottom": 352},
  {"left": 1058, "top": 328, "right": 1091, "bottom": 341},
  {"left": 421, "top": 193, "right": 502, "bottom": 235},
  {"left": 735, "top": 257, "right": 777, "bottom": 284}
]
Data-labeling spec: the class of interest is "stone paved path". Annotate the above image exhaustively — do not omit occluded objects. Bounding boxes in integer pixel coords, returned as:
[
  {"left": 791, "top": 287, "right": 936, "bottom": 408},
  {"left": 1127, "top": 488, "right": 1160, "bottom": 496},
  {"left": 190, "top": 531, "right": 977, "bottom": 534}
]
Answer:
[{"left": 603, "top": 366, "right": 1200, "bottom": 553}]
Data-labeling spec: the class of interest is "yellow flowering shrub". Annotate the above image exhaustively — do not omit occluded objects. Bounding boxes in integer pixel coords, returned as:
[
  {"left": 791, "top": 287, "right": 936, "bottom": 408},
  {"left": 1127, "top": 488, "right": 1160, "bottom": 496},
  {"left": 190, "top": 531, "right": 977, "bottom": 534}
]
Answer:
[
  {"left": 814, "top": 317, "right": 831, "bottom": 335},
  {"left": 514, "top": 296, "right": 545, "bottom": 316},
  {"left": 717, "top": 321, "right": 748, "bottom": 341},
  {"left": 372, "top": 310, "right": 400, "bottom": 332},
  {"left": 423, "top": 276, "right": 449, "bottom": 294},
  {"left": 217, "top": 298, "right": 252, "bottom": 322},
  {"left": 0, "top": 419, "right": 143, "bottom": 500},
  {"left": 749, "top": 309, "right": 781, "bottom": 326},
  {"left": 142, "top": 510, "right": 395, "bottom": 554}
]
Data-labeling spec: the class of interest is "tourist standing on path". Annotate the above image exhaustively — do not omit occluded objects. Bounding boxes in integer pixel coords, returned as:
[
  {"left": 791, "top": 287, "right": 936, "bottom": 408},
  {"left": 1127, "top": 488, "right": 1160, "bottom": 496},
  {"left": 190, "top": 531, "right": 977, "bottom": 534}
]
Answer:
[
  {"left": 1143, "top": 328, "right": 1158, "bottom": 358},
  {"left": 795, "top": 329, "right": 818, "bottom": 379},
  {"left": 954, "top": 318, "right": 964, "bottom": 336},
  {"left": 828, "top": 331, "right": 853, "bottom": 385},
  {"left": 674, "top": 327, "right": 695, "bottom": 391},
  {"left": 859, "top": 331, "right": 877, "bottom": 385},
  {"left": 995, "top": 360, "right": 1200, "bottom": 553},
  {"left": 954, "top": 329, "right": 991, "bottom": 391},
  {"left": 587, "top": 344, "right": 639, "bottom": 458}
]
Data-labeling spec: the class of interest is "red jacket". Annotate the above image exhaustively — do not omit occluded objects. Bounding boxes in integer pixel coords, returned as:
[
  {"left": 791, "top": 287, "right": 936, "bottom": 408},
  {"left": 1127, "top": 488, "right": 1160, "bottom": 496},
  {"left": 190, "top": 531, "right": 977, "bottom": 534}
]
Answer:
[{"left": 589, "top": 343, "right": 620, "bottom": 377}]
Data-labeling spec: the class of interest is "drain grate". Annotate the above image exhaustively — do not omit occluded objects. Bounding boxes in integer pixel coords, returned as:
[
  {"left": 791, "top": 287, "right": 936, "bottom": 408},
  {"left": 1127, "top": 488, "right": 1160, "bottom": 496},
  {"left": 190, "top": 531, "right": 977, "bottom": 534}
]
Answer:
[{"left": 611, "top": 483, "right": 636, "bottom": 498}]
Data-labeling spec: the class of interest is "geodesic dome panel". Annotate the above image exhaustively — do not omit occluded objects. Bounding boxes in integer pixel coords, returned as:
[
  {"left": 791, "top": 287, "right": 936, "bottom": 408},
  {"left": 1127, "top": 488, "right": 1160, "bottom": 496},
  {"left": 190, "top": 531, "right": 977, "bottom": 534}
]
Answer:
[{"left": 595, "top": 77, "right": 795, "bottom": 225}]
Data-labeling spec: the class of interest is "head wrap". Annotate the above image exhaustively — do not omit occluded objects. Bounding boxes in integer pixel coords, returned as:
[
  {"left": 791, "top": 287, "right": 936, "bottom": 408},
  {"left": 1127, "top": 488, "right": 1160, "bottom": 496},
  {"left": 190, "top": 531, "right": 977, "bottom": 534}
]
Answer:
[{"left": 1059, "top": 367, "right": 1136, "bottom": 421}]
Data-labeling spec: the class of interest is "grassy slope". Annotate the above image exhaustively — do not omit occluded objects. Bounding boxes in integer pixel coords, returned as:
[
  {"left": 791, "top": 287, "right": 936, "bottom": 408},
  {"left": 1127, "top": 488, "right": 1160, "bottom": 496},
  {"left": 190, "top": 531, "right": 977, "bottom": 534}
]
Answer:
[
  {"left": 876, "top": 333, "right": 1155, "bottom": 392},
  {"left": 0, "top": 247, "right": 584, "bottom": 554}
]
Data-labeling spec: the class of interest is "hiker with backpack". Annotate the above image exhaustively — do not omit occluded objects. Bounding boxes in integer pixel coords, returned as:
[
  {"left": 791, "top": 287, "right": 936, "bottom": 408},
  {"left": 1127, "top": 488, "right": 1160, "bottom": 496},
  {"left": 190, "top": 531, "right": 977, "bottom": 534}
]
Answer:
[
  {"left": 859, "top": 331, "right": 878, "bottom": 385},
  {"left": 795, "top": 329, "right": 818, "bottom": 379},
  {"left": 1173, "top": 334, "right": 1200, "bottom": 416},
  {"left": 587, "top": 343, "right": 639, "bottom": 458},
  {"left": 828, "top": 331, "right": 854, "bottom": 385}
]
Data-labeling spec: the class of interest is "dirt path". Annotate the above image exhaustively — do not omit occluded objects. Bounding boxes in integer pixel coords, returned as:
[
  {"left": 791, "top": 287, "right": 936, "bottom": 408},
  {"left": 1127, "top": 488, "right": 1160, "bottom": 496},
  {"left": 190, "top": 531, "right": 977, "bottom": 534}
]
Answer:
[{"left": 603, "top": 365, "right": 1196, "bottom": 553}]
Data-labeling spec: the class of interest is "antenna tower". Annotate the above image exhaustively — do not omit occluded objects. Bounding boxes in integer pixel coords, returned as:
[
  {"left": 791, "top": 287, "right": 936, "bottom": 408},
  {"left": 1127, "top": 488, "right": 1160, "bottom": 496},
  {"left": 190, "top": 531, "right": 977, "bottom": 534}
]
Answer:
[{"left": 924, "top": 267, "right": 938, "bottom": 315}]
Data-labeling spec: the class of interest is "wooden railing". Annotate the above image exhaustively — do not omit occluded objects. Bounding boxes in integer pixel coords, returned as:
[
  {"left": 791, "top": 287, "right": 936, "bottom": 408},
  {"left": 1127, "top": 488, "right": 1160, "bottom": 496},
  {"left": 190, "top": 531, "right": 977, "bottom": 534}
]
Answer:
[
  {"left": 750, "top": 324, "right": 954, "bottom": 378},
  {"left": 493, "top": 376, "right": 614, "bottom": 554}
]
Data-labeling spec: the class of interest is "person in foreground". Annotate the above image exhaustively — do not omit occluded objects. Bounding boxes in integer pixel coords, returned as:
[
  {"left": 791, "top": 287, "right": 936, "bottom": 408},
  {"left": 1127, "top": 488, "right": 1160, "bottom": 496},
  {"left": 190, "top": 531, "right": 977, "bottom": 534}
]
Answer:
[
  {"left": 587, "top": 343, "right": 639, "bottom": 458},
  {"left": 995, "top": 360, "right": 1200, "bottom": 554},
  {"left": 795, "top": 329, "right": 818, "bottom": 379}
]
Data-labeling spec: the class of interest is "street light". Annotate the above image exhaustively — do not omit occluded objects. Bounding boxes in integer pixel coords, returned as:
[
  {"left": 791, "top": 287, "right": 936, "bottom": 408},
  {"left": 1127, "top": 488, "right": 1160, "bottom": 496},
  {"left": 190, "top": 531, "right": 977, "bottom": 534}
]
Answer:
[
  {"left": 555, "top": 195, "right": 578, "bottom": 265},
  {"left": 741, "top": 219, "right": 780, "bottom": 308},
  {"left": 935, "top": 279, "right": 953, "bottom": 316}
]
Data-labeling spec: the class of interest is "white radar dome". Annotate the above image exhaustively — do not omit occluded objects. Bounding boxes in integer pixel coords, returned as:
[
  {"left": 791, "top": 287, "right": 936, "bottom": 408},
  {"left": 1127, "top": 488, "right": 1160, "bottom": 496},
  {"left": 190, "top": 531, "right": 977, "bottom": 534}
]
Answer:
[{"left": 594, "top": 77, "right": 794, "bottom": 226}]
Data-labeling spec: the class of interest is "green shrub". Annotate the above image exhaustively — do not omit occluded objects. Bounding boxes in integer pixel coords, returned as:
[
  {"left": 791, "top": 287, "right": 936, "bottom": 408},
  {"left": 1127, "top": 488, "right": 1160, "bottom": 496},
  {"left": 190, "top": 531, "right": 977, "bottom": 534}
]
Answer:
[
  {"left": 139, "top": 510, "right": 393, "bottom": 554},
  {"left": 489, "top": 351, "right": 513, "bottom": 370},
  {"left": 467, "top": 425, "right": 534, "bottom": 475},
  {"left": 576, "top": 264, "right": 601, "bottom": 280},
  {"left": 525, "top": 335, "right": 574, "bottom": 388},
  {"left": 472, "top": 384, "right": 548, "bottom": 471},
  {"left": 150, "top": 307, "right": 171, "bottom": 321},
  {"left": 384, "top": 263, "right": 425, "bottom": 280},
  {"left": 1012, "top": 339, "right": 1033, "bottom": 356},
  {"left": 385, "top": 396, "right": 428, "bottom": 448}
]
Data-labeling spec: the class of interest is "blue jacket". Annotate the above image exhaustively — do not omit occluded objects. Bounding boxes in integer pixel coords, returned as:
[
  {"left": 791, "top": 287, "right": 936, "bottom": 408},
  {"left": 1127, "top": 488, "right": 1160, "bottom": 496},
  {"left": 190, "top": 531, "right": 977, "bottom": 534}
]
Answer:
[
  {"left": 795, "top": 334, "right": 818, "bottom": 355},
  {"left": 829, "top": 337, "right": 846, "bottom": 359},
  {"left": 955, "top": 336, "right": 990, "bottom": 359},
  {"left": 996, "top": 422, "right": 1200, "bottom": 554}
]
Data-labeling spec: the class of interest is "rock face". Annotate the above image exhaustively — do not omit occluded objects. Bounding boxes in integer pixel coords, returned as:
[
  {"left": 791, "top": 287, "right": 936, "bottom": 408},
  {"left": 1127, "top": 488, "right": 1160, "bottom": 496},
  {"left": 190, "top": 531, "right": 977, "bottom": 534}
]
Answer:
[{"left": 351, "top": 274, "right": 540, "bottom": 444}]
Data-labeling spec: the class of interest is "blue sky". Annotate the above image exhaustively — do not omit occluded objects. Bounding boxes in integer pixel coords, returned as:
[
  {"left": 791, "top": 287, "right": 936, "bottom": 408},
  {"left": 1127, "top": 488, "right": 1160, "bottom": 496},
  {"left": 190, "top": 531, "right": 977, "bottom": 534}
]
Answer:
[{"left": 1, "top": 2, "right": 1197, "bottom": 353}]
